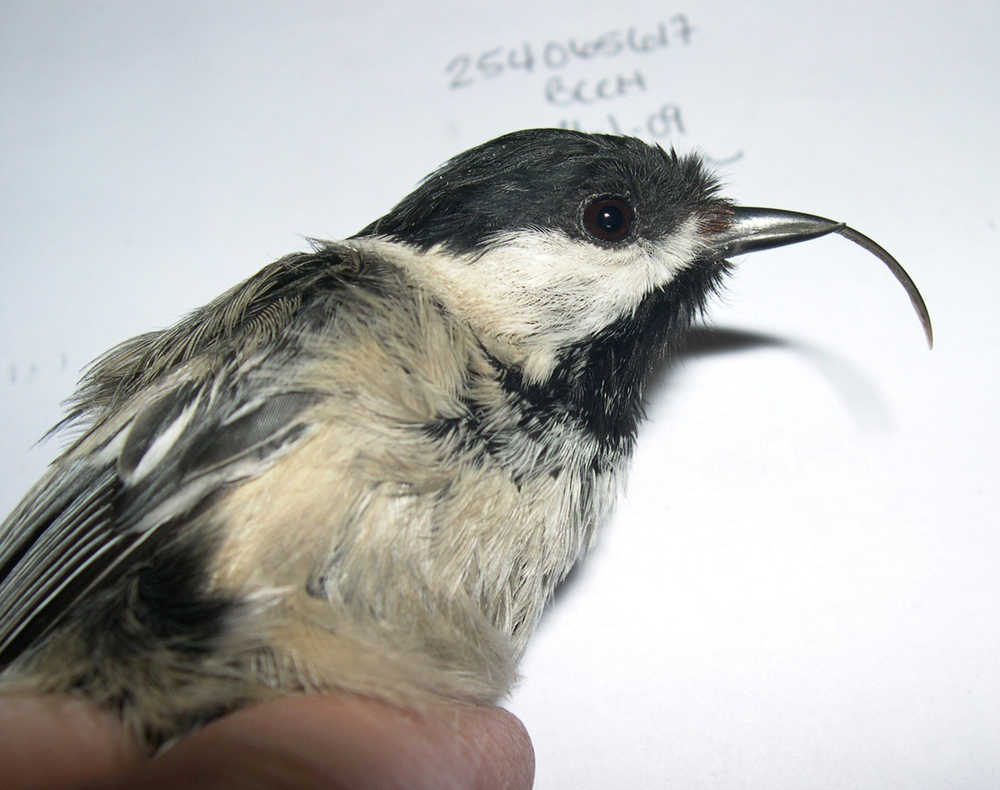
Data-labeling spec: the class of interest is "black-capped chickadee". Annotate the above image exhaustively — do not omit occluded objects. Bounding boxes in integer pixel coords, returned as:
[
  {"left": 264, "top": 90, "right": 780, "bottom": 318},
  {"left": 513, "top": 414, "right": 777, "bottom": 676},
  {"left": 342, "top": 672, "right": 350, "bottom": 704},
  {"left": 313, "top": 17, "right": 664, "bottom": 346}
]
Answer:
[{"left": 0, "top": 129, "right": 932, "bottom": 751}]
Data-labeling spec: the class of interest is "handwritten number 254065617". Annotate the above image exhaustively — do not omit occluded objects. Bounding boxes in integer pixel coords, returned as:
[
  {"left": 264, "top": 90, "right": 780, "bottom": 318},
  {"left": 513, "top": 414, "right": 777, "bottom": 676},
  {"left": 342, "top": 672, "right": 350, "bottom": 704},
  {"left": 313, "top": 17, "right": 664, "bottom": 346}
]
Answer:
[{"left": 445, "top": 17, "right": 694, "bottom": 91}]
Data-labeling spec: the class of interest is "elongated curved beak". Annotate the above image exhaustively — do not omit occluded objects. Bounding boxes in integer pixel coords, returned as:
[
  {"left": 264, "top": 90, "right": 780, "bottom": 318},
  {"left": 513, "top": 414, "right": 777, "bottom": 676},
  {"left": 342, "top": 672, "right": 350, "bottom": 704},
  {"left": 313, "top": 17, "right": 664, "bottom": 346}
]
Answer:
[{"left": 708, "top": 207, "right": 933, "bottom": 348}]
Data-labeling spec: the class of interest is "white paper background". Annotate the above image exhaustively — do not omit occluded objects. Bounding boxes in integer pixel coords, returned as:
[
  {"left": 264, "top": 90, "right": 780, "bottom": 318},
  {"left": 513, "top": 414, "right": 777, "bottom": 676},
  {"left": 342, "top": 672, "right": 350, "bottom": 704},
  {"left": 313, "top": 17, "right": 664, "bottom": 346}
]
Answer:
[{"left": 1, "top": 2, "right": 997, "bottom": 787}]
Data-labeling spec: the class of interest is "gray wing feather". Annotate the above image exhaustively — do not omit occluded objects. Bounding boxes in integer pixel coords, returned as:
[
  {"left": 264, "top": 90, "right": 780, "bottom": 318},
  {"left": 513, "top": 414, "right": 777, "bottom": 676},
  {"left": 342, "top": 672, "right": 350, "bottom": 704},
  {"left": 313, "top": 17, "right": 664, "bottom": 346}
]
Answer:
[
  {"left": 0, "top": 461, "right": 122, "bottom": 657},
  {"left": 0, "top": 244, "right": 351, "bottom": 663},
  {"left": 0, "top": 374, "right": 320, "bottom": 662}
]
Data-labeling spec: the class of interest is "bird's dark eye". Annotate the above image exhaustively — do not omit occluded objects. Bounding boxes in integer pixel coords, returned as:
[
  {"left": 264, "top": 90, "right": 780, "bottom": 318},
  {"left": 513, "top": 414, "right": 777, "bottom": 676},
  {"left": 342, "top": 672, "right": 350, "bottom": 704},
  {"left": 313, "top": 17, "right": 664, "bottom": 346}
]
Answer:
[{"left": 581, "top": 196, "right": 635, "bottom": 243}]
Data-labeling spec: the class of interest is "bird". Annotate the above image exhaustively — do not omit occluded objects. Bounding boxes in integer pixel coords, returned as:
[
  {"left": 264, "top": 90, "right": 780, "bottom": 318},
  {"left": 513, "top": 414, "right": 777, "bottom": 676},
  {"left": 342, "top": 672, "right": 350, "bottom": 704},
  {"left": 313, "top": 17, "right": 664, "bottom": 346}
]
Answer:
[{"left": 0, "top": 128, "right": 932, "bottom": 752}]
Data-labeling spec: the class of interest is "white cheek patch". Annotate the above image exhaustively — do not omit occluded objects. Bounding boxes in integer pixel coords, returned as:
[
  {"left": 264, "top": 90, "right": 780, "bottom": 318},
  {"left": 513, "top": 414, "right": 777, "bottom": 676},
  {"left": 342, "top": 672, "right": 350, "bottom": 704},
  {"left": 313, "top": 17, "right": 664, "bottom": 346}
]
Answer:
[
  {"left": 352, "top": 219, "right": 704, "bottom": 381},
  {"left": 469, "top": 218, "right": 703, "bottom": 336}
]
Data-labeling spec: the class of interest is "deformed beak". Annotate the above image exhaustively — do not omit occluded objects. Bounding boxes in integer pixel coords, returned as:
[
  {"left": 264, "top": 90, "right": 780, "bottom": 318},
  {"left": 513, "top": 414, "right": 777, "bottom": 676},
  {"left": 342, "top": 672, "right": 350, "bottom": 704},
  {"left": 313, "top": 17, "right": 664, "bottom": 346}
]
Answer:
[{"left": 707, "top": 207, "right": 933, "bottom": 348}]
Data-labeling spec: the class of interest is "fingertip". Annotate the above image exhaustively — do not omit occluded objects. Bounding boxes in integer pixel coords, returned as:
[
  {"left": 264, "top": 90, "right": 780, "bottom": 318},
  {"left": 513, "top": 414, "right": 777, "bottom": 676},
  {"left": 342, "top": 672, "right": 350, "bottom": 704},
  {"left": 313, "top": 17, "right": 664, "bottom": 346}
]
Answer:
[
  {"left": 118, "top": 694, "right": 534, "bottom": 790},
  {"left": 468, "top": 705, "right": 535, "bottom": 790}
]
